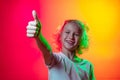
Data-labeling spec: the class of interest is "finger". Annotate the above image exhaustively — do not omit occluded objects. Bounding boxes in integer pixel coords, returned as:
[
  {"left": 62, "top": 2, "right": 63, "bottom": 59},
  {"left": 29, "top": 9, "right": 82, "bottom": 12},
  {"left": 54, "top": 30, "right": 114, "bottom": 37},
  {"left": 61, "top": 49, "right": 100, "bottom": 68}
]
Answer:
[
  {"left": 32, "top": 10, "right": 39, "bottom": 22},
  {"left": 27, "top": 30, "right": 36, "bottom": 34},
  {"left": 26, "top": 25, "right": 37, "bottom": 30},
  {"left": 27, "top": 33, "right": 34, "bottom": 37},
  {"left": 28, "top": 21, "right": 37, "bottom": 26}
]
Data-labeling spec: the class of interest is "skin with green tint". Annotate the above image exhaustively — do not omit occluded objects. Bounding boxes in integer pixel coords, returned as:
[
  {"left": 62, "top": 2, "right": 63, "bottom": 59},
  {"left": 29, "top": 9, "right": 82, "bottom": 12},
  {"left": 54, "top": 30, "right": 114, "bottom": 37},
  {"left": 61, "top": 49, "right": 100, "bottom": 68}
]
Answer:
[{"left": 26, "top": 10, "right": 96, "bottom": 80}]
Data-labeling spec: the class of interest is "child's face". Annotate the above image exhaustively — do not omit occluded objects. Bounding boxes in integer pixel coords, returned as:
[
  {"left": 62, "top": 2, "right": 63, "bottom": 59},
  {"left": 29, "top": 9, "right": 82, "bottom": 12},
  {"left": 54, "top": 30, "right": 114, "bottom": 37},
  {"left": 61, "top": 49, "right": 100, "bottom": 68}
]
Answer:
[{"left": 61, "top": 23, "right": 82, "bottom": 51}]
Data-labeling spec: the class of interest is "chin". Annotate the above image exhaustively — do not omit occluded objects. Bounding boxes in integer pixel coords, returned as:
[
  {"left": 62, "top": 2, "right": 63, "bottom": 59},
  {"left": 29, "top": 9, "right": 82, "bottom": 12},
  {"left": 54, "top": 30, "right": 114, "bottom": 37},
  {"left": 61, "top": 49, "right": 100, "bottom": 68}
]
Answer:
[
  {"left": 62, "top": 42, "right": 78, "bottom": 51},
  {"left": 65, "top": 45, "right": 76, "bottom": 51}
]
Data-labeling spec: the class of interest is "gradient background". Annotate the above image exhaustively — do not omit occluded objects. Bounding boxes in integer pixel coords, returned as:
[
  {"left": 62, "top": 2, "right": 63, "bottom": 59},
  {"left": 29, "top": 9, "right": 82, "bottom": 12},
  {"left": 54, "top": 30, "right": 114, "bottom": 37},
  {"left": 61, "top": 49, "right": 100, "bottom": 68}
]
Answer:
[{"left": 0, "top": 0, "right": 120, "bottom": 80}]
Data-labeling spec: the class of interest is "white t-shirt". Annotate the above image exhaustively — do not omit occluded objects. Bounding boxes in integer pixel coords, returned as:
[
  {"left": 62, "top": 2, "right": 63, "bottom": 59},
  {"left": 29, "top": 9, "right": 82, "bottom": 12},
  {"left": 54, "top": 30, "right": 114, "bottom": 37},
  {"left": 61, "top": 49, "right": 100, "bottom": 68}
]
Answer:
[{"left": 46, "top": 52, "right": 95, "bottom": 80}]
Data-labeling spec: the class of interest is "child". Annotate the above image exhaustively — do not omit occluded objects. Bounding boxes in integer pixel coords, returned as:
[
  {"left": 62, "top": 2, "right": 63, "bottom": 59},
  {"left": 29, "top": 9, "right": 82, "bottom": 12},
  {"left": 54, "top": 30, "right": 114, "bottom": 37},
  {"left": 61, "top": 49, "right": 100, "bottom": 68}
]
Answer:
[{"left": 26, "top": 10, "right": 96, "bottom": 80}]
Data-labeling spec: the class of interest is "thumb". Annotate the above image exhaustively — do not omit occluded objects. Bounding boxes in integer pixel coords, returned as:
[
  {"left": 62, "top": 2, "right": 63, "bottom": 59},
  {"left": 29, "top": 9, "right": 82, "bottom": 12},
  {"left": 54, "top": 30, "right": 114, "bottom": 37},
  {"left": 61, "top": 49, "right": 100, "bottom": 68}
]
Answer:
[{"left": 32, "top": 10, "right": 39, "bottom": 22}]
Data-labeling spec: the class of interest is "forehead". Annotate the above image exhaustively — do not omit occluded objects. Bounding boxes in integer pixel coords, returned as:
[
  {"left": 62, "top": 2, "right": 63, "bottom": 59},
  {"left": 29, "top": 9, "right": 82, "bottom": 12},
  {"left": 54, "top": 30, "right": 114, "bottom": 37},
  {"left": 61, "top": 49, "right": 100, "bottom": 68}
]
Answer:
[{"left": 63, "top": 23, "right": 81, "bottom": 32}]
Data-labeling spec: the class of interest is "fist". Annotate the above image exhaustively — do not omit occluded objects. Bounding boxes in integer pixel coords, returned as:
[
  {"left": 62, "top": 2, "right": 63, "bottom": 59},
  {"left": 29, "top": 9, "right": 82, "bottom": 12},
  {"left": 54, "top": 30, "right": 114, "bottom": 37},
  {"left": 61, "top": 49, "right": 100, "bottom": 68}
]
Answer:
[{"left": 26, "top": 10, "right": 41, "bottom": 37}]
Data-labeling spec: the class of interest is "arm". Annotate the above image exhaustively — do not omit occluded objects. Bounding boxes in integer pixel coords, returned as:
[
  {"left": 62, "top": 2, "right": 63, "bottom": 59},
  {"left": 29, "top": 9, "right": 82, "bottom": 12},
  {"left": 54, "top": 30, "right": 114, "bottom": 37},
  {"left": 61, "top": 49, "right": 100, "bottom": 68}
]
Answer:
[
  {"left": 26, "top": 10, "right": 53, "bottom": 65},
  {"left": 35, "top": 33, "right": 53, "bottom": 65}
]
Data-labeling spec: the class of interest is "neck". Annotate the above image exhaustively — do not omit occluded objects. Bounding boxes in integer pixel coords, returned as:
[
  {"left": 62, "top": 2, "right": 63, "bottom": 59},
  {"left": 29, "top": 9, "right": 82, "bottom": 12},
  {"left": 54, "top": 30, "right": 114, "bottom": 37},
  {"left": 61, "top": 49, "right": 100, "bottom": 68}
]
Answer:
[{"left": 61, "top": 47, "right": 75, "bottom": 60}]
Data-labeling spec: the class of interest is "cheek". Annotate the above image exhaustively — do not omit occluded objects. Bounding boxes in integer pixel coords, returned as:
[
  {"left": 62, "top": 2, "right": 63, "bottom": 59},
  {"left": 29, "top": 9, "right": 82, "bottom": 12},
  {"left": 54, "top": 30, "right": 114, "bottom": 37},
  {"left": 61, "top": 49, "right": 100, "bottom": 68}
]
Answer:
[
  {"left": 61, "top": 33, "right": 66, "bottom": 39},
  {"left": 60, "top": 34, "right": 64, "bottom": 43},
  {"left": 75, "top": 37, "right": 80, "bottom": 44},
  {"left": 61, "top": 34, "right": 68, "bottom": 44},
  {"left": 61, "top": 36, "right": 65, "bottom": 43}
]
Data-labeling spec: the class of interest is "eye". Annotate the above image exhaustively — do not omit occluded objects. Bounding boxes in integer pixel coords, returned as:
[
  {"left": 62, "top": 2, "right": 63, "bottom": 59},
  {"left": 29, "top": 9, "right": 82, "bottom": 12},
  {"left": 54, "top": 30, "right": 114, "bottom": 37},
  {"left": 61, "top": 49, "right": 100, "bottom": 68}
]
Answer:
[
  {"left": 75, "top": 33, "right": 80, "bottom": 36},
  {"left": 65, "top": 31, "right": 70, "bottom": 34}
]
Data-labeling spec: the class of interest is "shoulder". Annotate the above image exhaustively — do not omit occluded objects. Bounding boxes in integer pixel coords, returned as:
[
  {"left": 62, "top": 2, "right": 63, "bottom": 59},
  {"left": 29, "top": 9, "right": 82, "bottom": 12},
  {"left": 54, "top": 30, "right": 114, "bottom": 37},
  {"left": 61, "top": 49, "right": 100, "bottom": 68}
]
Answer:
[
  {"left": 81, "top": 59, "right": 92, "bottom": 65},
  {"left": 52, "top": 52, "right": 68, "bottom": 59},
  {"left": 81, "top": 59, "right": 94, "bottom": 69},
  {"left": 51, "top": 52, "right": 65, "bottom": 61},
  {"left": 52, "top": 52, "right": 63, "bottom": 57},
  {"left": 74, "top": 56, "right": 93, "bottom": 69},
  {"left": 73, "top": 55, "right": 92, "bottom": 65},
  {"left": 80, "top": 59, "right": 95, "bottom": 74}
]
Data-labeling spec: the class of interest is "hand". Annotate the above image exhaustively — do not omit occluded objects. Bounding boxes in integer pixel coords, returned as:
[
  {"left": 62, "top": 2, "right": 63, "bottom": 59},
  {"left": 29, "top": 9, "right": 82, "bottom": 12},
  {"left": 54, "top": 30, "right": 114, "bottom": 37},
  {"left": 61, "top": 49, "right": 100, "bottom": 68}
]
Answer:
[{"left": 26, "top": 10, "right": 41, "bottom": 37}]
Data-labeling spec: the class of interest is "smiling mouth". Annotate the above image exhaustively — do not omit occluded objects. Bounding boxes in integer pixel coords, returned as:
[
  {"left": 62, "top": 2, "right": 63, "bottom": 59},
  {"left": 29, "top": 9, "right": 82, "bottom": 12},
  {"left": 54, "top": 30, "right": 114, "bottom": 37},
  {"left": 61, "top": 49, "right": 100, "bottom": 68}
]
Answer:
[{"left": 66, "top": 40, "right": 75, "bottom": 45}]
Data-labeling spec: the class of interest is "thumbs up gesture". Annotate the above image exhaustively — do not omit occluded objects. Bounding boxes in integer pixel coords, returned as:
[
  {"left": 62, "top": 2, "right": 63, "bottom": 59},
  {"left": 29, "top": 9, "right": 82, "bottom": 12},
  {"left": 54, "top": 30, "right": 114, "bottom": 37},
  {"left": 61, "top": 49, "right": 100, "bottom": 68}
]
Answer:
[{"left": 26, "top": 10, "right": 41, "bottom": 37}]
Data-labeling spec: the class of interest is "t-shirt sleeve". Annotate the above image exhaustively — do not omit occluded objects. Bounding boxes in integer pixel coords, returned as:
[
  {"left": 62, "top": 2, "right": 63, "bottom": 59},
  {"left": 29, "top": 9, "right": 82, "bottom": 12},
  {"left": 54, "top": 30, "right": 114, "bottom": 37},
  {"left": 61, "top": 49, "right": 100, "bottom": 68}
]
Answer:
[
  {"left": 89, "top": 63, "right": 96, "bottom": 80},
  {"left": 45, "top": 53, "right": 61, "bottom": 68}
]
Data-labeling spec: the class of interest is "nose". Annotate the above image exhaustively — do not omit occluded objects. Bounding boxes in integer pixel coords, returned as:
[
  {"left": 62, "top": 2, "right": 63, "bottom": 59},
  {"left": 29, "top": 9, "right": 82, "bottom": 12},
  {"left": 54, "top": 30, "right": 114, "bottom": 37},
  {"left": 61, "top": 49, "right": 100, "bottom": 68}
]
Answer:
[{"left": 68, "top": 33, "right": 74, "bottom": 40}]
